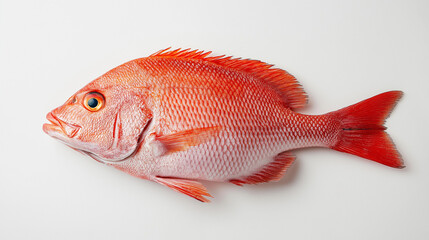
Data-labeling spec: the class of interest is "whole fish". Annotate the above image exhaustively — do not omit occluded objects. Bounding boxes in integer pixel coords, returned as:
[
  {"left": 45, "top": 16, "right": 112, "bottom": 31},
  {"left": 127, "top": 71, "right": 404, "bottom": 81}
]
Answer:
[{"left": 43, "top": 48, "right": 403, "bottom": 202}]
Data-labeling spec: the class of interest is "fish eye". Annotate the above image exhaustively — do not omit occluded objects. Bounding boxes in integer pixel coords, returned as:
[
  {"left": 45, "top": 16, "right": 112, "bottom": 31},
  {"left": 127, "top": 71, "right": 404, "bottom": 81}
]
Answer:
[{"left": 83, "top": 92, "right": 104, "bottom": 112}]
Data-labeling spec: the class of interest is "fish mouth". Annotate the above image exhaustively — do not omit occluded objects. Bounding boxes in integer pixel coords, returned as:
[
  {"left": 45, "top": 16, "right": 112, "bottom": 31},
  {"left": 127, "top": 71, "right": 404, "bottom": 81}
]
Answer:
[{"left": 43, "top": 112, "right": 81, "bottom": 138}]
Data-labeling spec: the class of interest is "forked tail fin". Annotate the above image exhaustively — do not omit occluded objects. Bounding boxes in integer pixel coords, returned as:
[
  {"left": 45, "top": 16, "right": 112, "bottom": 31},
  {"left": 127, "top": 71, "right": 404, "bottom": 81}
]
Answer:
[{"left": 330, "top": 91, "right": 404, "bottom": 168}]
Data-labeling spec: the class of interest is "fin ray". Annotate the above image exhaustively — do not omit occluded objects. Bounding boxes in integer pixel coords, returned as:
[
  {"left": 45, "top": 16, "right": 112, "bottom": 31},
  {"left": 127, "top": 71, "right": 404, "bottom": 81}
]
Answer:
[
  {"left": 154, "top": 177, "right": 212, "bottom": 202},
  {"left": 330, "top": 91, "right": 404, "bottom": 168},
  {"left": 230, "top": 151, "right": 295, "bottom": 186},
  {"left": 155, "top": 126, "right": 221, "bottom": 155}
]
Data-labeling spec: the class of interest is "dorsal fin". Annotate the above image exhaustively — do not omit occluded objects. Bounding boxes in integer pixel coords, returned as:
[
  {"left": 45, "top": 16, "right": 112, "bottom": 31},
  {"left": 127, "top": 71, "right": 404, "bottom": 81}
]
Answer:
[{"left": 150, "top": 48, "right": 308, "bottom": 110}]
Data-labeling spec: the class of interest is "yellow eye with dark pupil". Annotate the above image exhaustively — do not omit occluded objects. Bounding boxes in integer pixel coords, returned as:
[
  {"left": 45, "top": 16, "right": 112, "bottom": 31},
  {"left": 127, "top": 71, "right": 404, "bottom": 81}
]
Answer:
[{"left": 84, "top": 92, "right": 104, "bottom": 112}]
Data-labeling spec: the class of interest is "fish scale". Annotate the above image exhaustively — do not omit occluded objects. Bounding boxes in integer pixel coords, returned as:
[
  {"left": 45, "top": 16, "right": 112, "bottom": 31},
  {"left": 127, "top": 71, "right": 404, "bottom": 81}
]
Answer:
[
  {"left": 145, "top": 58, "right": 333, "bottom": 180},
  {"left": 43, "top": 48, "right": 403, "bottom": 202}
]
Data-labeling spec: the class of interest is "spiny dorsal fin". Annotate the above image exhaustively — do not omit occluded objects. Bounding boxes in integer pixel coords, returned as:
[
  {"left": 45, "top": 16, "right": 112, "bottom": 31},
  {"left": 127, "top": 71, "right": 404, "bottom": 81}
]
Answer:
[{"left": 150, "top": 48, "right": 308, "bottom": 110}]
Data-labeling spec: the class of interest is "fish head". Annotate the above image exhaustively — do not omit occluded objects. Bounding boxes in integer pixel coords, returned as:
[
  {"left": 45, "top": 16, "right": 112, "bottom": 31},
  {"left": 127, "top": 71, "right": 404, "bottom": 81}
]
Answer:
[{"left": 43, "top": 75, "right": 152, "bottom": 163}]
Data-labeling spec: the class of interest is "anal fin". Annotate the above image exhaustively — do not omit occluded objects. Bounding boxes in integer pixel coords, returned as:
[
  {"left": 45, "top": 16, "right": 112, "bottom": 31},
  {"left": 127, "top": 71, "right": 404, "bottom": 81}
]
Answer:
[
  {"left": 154, "top": 176, "right": 213, "bottom": 202},
  {"left": 230, "top": 151, "right": 295, "bottom": 186}
]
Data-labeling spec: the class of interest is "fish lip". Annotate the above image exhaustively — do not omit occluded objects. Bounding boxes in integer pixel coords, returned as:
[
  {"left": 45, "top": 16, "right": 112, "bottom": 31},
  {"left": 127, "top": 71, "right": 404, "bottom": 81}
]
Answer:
[
  {"left": 43, "top": 122, "right": 62, "bottom": 135},
  {"left": 43, "top": 112, "right": 62, "bottom": 135},
  {"left": 43, "top": 112, "right": 81, "bottom": 138},
  {"left": 46, "top": 112, "right": 60, "bottom": 127}
]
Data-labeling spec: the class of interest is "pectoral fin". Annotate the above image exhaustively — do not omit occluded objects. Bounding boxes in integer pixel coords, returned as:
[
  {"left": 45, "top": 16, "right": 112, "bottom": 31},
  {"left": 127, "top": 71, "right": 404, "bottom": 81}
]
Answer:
[
  {"left": 154, "top": 177, "right": 213, "bottom": 202},
  {"left": 152, "top": 126, "right": 221, "bottom": 156}
]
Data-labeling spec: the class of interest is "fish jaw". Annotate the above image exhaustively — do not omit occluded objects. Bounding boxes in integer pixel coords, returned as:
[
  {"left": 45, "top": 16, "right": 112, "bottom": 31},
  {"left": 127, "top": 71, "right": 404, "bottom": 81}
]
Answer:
[{"left": 43, "top": 112, "right": 81, "bottom": 139}]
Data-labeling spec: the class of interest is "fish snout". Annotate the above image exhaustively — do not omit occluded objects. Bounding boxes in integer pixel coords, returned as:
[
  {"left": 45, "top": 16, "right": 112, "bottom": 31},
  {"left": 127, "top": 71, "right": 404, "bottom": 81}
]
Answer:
[{"left": 43, "top": 112, "right": 81, "bottom": 138}]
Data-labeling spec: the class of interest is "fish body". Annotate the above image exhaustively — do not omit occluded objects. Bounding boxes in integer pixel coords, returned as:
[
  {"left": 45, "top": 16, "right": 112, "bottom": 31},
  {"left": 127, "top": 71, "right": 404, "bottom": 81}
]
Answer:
[{"left": 43, "top": 48, "right": 403, "bottom": 202}]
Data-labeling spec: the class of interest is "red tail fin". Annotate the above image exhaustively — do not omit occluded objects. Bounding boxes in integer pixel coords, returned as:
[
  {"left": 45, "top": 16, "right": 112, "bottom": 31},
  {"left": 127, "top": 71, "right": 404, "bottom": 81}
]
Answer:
[{"left": 330, "top": 91, "right": 404, "bottom": 168}]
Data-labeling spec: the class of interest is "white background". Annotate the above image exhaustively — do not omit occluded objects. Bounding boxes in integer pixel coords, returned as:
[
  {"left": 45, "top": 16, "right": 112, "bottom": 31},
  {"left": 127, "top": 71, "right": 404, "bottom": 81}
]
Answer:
[{"left": 1, "top": 0, "right": 428, "bottom": 239}]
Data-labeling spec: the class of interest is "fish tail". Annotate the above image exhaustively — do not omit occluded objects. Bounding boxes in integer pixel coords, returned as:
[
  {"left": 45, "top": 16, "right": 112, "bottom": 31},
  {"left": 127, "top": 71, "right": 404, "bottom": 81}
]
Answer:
[{"left": 329, "top": 91, "right": 404, "bottom": 168}]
